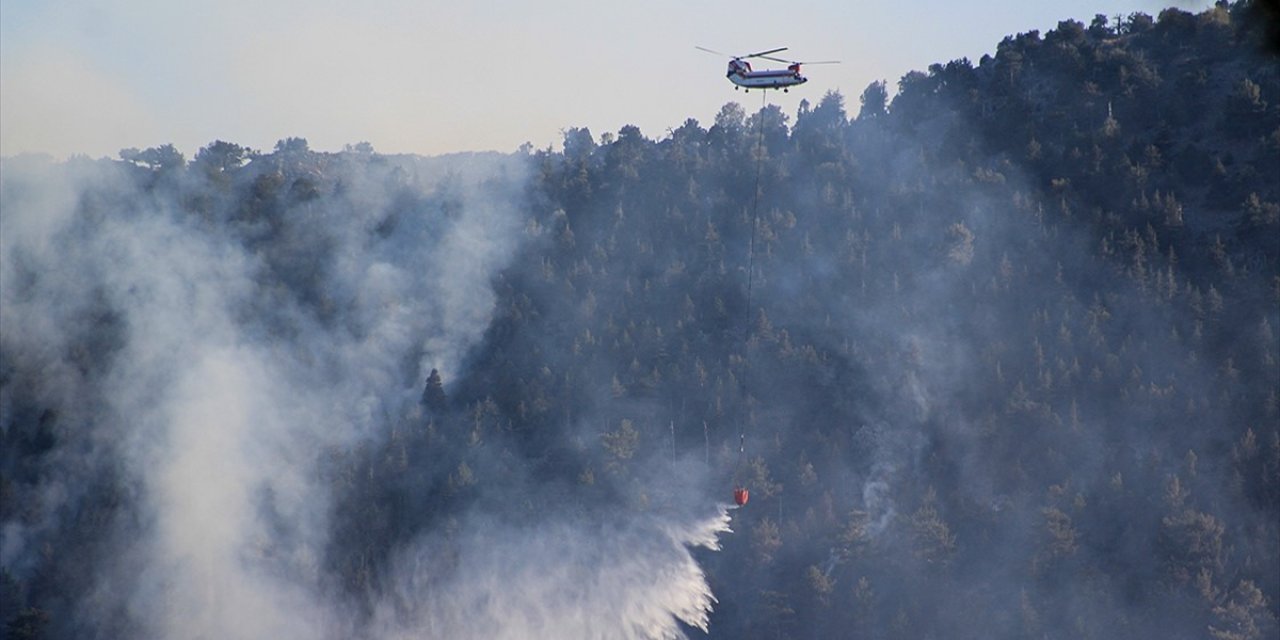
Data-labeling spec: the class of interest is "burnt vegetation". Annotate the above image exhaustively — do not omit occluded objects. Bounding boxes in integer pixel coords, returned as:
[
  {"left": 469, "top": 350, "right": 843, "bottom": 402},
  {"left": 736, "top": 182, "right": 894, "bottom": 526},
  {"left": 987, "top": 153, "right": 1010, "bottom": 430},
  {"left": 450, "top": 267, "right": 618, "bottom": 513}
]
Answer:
[{"left": 3, "top": 2, "right": 1279, "bottom": 638}]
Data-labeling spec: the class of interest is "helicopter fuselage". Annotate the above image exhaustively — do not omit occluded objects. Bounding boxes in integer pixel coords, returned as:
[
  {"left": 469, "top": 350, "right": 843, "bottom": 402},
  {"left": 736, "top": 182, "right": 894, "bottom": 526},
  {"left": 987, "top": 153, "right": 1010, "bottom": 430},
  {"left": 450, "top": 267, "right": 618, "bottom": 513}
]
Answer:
[{"left": 726, "top": 60, "right": 807, "bottom": 90}]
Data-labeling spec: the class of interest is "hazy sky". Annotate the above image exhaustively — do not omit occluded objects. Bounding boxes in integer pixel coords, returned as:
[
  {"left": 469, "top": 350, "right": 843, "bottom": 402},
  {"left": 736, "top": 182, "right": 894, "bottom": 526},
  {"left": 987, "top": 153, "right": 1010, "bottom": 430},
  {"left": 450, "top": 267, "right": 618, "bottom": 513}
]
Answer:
[{"left": 1, "top": 0, "right": 1212, "bottom": 159}]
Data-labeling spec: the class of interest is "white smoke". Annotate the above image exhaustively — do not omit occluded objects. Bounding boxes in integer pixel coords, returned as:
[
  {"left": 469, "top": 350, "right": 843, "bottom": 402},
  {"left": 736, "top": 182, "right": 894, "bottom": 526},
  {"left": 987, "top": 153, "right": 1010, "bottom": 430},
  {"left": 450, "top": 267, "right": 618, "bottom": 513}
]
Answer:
[
  {"left": 862, "top": 472, "right": 896, "bottom": 539},
  {"left": 0, "top": 153, "right": 732, "bottom": 639}
]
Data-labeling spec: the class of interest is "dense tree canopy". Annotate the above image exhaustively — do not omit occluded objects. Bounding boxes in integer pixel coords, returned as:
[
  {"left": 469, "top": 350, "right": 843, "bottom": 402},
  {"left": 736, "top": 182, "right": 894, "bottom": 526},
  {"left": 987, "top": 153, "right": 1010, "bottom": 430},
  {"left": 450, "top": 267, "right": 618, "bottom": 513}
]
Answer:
[{"left": 2, "top": 2, "right": 1277, "bottom": 639}]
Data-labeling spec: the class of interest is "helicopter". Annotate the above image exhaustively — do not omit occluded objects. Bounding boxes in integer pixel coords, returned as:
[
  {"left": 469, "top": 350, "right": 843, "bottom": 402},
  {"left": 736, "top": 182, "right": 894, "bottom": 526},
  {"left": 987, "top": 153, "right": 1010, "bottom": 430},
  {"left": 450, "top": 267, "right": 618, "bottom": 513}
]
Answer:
[{"left": 696, "top": 46, "right": 839, "bottom": 92}]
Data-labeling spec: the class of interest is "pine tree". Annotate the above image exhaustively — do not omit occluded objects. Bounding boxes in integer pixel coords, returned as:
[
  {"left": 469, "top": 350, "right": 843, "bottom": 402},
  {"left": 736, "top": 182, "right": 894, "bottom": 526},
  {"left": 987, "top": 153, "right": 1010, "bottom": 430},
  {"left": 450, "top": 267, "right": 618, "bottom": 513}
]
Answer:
[{"left": 422, "top": 368, "right": 447, "bottom": 412}]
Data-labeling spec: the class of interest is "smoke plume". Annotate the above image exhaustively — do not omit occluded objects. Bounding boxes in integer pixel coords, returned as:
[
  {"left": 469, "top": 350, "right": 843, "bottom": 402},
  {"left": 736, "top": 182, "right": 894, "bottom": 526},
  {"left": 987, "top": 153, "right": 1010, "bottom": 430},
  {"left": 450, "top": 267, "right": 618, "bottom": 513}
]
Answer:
[{"left": 0, "top": 149, "right": 732, "bottom": 639}]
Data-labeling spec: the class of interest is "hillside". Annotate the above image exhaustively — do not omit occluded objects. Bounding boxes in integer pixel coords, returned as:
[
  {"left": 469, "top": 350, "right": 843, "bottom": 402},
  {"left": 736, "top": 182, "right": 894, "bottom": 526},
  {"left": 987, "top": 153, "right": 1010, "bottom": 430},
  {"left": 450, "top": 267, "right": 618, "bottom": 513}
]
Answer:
[{"left": 2, "top": 3, "right": 1278, "bottom": 639}]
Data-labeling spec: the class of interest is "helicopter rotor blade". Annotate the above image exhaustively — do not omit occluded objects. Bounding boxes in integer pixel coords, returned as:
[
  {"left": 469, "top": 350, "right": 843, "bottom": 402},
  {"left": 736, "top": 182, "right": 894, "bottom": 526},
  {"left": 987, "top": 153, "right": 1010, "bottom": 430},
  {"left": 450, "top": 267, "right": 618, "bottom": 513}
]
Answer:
[
  {"left": 756, "top": 55, "right": 841, "bottom": 65},
  {"left": 695, "top": 46, "right": 729, "bottom": 57},
  {"left": 743, "top": 47, "right": 788, "bottom": 59}
]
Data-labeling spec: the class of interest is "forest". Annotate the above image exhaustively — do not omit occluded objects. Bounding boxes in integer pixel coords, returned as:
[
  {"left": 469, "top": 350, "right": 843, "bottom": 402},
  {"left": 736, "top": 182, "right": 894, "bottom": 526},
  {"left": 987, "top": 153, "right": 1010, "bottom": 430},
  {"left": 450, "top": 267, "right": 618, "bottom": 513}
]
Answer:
[{"left": 2, "top": 2, "right": 1278, "bottom": 639}]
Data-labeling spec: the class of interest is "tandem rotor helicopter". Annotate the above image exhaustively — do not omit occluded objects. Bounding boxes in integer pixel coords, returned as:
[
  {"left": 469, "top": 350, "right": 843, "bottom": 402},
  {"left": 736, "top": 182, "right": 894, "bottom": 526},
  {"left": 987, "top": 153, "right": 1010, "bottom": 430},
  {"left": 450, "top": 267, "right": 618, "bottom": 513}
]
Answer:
[{"left": 696, "top": 46, "right": 840, "bottom": 92}]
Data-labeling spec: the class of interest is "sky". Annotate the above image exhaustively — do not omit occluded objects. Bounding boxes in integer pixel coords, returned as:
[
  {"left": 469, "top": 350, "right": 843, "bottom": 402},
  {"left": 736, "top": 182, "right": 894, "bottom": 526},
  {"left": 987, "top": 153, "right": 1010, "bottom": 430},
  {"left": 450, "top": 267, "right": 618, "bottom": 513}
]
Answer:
[{"left": 1, "top": 0, "right": 1214, "bottom": 159}]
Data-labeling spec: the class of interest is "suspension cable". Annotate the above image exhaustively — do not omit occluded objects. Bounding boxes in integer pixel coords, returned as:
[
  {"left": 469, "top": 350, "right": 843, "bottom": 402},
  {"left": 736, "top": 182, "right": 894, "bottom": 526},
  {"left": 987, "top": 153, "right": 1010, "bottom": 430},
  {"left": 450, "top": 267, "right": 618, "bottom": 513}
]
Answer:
[
  {"left": 736, "top": 90, "right": 768, "bottom": 486},
  {"left": 745, "top": 89, "right": 767, "bottom": 342}
]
